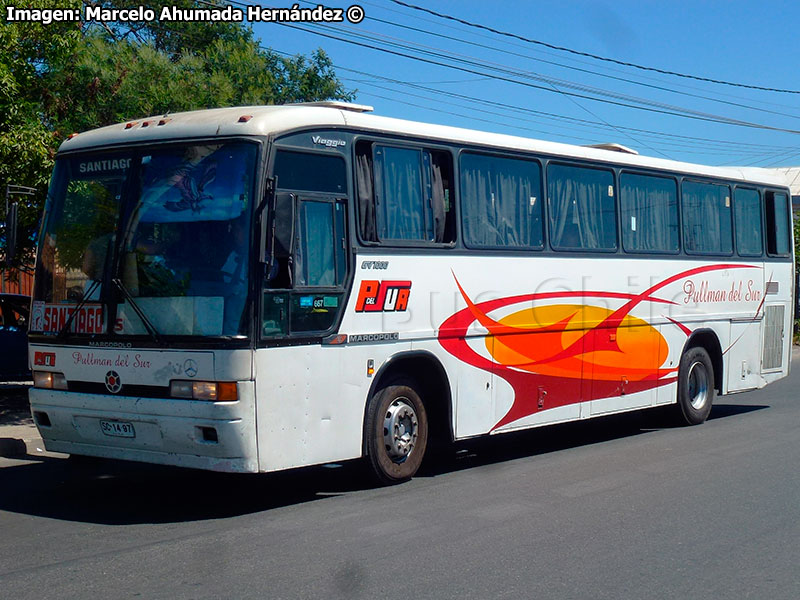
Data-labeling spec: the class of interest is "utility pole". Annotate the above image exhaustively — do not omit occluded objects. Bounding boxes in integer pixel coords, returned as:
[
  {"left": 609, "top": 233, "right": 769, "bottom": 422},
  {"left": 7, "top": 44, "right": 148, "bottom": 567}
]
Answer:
[{"left": 3, "top": 184, "right": 37, "bottom": 292}]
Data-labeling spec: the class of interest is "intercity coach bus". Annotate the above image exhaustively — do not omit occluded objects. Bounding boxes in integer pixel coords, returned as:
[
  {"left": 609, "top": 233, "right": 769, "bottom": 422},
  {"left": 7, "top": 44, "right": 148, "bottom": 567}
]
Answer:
[{"left": 28, "top": 102, "right": 794, "bottom": 483}]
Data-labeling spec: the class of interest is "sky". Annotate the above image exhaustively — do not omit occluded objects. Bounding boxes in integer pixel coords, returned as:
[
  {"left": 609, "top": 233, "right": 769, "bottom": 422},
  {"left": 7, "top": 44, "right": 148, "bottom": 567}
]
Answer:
[{"left": 246, "top": 0, "right": 800, "bottom": 169}]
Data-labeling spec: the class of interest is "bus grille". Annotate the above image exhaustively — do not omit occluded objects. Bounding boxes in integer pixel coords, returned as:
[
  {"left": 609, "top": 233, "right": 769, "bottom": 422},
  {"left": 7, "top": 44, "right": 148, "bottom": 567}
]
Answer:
[{"left": 762, "top": 305, "right": 785, "bottom": 371}]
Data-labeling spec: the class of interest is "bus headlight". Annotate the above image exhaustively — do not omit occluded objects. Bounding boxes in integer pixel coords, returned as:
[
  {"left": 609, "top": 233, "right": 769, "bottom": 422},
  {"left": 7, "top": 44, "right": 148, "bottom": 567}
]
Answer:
[
  {"left": 33, "top": 371, "right": 68, "bottom": 390},
  {"left": 169, "top": 380, "right": 238, "bottom": 401}
]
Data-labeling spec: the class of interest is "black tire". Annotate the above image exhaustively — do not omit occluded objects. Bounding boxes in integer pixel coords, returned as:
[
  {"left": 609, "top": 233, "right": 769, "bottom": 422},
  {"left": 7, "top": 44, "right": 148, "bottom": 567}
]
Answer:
[
  {"left": 364, "top": 381, "right": 428, "bottom": 485},
  {"left": 675, "top": 346, "right": 715, "bottom": 425}
]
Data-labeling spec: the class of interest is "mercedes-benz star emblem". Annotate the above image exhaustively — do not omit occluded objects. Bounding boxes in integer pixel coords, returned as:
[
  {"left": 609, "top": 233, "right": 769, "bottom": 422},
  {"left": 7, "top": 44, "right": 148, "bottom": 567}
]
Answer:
[
  {"left": 183, "top": 359, "right": 198, "bottom": 378},
  {"left": 105, "top": 370, "right": 122, "bottom": 394}
]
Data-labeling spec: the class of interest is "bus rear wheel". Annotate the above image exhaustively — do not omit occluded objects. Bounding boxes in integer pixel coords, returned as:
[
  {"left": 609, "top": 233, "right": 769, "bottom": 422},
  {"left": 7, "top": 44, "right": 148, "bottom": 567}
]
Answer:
[
  {"left": 675, "top": 346, "right": 715, "bottom": 425},
  {"left": 365, "top": 381, "right": 428, "bottom": 485}
]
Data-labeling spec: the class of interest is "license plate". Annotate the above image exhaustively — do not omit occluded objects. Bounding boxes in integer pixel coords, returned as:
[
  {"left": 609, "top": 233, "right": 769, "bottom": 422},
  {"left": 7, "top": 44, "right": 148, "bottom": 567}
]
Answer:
[{"left": 100, "top": 420, "right": 135, "bottom": 438}]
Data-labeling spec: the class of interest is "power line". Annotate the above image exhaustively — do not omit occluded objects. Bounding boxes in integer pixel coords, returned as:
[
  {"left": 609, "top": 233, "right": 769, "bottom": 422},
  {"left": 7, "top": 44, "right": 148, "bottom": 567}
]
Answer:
[
  {"left": 361, "top": 0, "right": 800, "bottom": 117},
  {"left": 211, "top": 0, "right": 800, "bottom": 134},
  {"left": 342, "top": 71, "right": 799, "bottom": 157},
  {"left": 284, "top": 0, "right": 800, "bottom": 123},
  {"left": 389, "top": 0, "right": 800, "bottom": 95},
  {"left": 276, "top": 20, "right": 800, "bottom": 135},
  {"left": 359, "top": 11, "right": 800, "bottom": 123},
  {"left": 147, "top": 2, "right": 800, "bottom": 164}
]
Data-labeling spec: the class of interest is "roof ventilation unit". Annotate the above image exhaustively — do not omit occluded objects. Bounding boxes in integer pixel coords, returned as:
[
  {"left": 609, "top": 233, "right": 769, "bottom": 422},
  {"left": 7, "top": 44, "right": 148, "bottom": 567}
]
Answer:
[
  {"left": 288, "top": 101, "right": 374, "bottom": 113},
  {"left": 584, "top": 143, "right": 639, "bottom": 155}
]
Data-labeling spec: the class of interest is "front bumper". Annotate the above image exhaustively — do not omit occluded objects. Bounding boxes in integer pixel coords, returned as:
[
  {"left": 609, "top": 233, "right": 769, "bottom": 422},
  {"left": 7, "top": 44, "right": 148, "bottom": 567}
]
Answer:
[{"left": 29, "top": 381, "right": 258, "bottom": 473}]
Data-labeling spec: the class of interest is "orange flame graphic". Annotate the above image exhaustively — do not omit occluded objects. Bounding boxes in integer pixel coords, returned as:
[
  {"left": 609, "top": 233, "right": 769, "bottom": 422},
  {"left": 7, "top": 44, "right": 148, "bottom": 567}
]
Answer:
[{"left": 439, "top": 264, "right": 759, "bottom": 430}]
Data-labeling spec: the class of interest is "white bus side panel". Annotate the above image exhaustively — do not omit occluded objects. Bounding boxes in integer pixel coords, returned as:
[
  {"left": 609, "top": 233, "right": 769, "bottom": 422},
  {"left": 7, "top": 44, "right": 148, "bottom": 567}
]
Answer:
[
  {"left": 253, "top": 343, "right": 400, "bottom": 472},
  {"left": 342, "top": 254, "right": 780, "bottom": 441},
  {"left": 249, "top": 253, "right": 790, "bottom": 471}
]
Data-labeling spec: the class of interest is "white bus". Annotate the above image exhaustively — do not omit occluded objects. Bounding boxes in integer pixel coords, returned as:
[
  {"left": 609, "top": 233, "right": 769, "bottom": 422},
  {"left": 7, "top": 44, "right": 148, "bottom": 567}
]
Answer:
[{"left": 28, "top": 102, "right": 794, "bottom": 483}]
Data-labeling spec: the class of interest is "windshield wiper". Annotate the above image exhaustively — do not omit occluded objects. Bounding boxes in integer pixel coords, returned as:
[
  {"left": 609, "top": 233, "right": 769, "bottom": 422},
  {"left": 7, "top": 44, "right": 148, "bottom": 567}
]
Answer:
[
  {"left": 58, "top": 237, "right": 114, "bottom": 339},
  {"left": 57, "top": 278, "right": 102, "bottom": 339},
  {"left": 111, "top": 278, "right": 164, "bottom": 346}
]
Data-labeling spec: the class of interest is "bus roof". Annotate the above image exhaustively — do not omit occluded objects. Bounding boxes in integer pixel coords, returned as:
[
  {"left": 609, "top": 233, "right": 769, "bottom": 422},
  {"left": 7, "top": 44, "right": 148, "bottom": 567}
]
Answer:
[{"left": 59, "top": 103, "right": 789, "bottom": 188}]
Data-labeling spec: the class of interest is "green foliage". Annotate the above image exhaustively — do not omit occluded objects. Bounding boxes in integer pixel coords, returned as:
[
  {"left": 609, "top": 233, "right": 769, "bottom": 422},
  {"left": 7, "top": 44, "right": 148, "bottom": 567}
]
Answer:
[
  {"left": 1, "top": 3, "right": 352, "bottom": 265},
  {"left": 54, "top": 179, "right": 120, "bottom": 271},
  {"left": 794, "top": 213, "right": 800, "bottom": 268},
  {"left": 794, "top": 214, "right": 799, "bottom": 344},
  {"left": 0, "top": 0, "right": 84, "bottom": 265}
]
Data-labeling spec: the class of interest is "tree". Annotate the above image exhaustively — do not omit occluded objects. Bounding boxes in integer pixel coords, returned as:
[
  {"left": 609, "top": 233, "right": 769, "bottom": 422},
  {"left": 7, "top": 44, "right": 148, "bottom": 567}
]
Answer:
[
  {"left": 1, "top": 1, "right": 353, "bottom": 265},
  {"left": 794, "top": 213, "right": 800, "bottom": 341},
  {"left": 0, "top": 0, "right": 84, "bottom": 268}
]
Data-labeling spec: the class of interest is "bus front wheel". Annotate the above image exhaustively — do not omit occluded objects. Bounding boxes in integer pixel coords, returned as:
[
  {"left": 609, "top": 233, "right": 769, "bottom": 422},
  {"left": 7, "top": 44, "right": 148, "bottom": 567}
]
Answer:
[
  {"left": 675, "top": 346, "right": 715, "bottom": 425},
  {"left": 365, "top": 381, "right": 429, "bottom": 485}
]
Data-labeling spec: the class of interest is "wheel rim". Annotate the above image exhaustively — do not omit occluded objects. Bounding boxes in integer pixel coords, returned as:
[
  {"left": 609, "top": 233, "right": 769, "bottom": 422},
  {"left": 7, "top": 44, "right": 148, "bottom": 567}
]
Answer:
[
  {"left": 383, "top": 398, "right": 418, "bottom": 463},
  {"left": 687, "top": 361, "right": 709, "bottom": 410}
]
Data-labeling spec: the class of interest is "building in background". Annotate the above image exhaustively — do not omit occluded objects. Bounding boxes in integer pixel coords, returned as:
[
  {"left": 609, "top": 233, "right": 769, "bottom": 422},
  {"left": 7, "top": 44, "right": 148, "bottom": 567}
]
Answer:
[
  {"left": 1, "top": 267, "right": 34, "bottom": 296},
  {"left": 768, "top": 167, "right": 800, "bottom": 213}
]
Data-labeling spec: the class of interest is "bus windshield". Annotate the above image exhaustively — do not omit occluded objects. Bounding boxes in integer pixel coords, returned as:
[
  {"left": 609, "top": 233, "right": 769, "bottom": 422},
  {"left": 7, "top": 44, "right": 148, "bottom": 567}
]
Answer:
[{"left": 32, "top": 141, "right": 258, "bottom": 338}]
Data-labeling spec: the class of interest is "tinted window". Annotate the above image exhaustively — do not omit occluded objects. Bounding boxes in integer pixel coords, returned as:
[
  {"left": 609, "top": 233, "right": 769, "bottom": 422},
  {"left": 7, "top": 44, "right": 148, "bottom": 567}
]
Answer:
[
  {"left": 375, "top": 146, "right": 430, "bottom": 241},
  {"left": 548, "top": 164, "right": 616, "bottom": 251},
  {"left": 461, "top": 153, "right": 543, "bottom": 248},
  {"left": 734, "top": 188, "right": 763, "bottom": 256},
  {"left": 766, "top": 191, "right": 791, "bottom": 256},
  {"left": 620, "top": 173, "right": 678, "bottom": 253},
  {"left": 295, "top": 200, "right": 346, "bottom": 287},
  {"left": 262, "top": 198, "right": 347, "bottom": 337},
  {"left": 273, "top": 150, "right": 346, "bottom": 194},
  {"left": 681, "top": 181, "right": 732, "bottom": 254},
  {"left": 356, "top": 142, "right": 454, "bottom": 244}
]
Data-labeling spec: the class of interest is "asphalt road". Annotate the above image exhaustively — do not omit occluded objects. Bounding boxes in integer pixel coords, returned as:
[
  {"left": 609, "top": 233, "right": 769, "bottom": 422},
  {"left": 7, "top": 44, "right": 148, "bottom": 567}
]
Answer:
[{"left": 0, "top": 357, "right": 798, "bottom": 600}]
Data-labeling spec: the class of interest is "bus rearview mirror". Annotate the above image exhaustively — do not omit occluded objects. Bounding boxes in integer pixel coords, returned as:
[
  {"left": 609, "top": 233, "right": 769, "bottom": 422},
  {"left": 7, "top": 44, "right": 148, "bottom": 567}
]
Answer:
[{"left": 272, "top": 192, "right": 296, "bottom": 258}]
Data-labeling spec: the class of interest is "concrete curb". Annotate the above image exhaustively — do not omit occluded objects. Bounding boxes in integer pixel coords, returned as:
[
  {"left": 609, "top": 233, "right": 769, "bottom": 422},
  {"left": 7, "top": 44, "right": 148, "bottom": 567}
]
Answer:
[{"left": 0, "top": 424, "right": 59, "bottom": 459}]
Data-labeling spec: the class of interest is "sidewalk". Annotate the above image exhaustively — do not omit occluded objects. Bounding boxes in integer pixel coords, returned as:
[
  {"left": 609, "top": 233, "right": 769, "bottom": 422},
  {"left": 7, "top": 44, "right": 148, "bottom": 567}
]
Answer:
[{"left": 0, "top": 382, "right": 59, "bottom": 460}]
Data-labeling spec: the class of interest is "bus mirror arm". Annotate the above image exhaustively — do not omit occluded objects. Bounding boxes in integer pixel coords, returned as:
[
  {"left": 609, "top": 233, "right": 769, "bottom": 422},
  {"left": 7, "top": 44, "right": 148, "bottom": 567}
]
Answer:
[{"left": 257, "top": 177, "right": 275, "bottom": 265}]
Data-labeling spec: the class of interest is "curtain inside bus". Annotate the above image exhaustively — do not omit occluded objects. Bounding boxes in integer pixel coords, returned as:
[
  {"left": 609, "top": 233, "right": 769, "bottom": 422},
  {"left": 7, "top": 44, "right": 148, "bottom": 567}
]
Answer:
[
  {"left": 619, "top": 173, "right": 679, "bottom": 253},
  {"left": 548, "top": 164, "right": 616, "bottom": 251},
  {"left": 356, "top": 142, "right": 452, "bottom": 244},
  {"left": 460, "top": 153, "right": 543, "bottom": 248},
  {"left": 681, "top": 181, "right": 732, "bottom": 254}
]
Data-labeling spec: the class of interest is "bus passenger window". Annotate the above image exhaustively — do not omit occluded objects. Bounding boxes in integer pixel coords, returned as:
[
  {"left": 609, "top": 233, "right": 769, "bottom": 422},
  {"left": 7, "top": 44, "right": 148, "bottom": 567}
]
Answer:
[
  {"left": 460, "top": 152, "right": 543, "bottom": 249},
  {"left": 548, "top": 163, "right": 616, "bottom": 251},
  {"left": 681, "top": 181, "right": 732, "bottom": 255},
  {"left": 356, "top": 141, "right": 454, "bottom": 244},
  {"left": 765, "top": 191, "right": 791, "bottom": 256},
  {"left": 734, "top": 188, "right": 763, "bottom": 257},
  {"left": 377, "top": 146, "right": 428, "bottom": 241},
  {"left": 620, "top": 173, "right": 678, "bottom": 253}
]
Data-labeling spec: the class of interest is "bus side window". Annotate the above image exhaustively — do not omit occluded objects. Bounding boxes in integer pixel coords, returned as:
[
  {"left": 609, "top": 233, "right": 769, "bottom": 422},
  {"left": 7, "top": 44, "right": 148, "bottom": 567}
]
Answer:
[
  {"left": 548, "top": 163, "right": 616, "bottom": 251},
  {"left": 261, "top": 196, "right": 348, "bottom": 335},
  {"left": 460, "top": 152, "right": 543, "bottom": 249},
  {"left": 295, "top": 200, "right": 342, "bottom": 288},
  {"left": 681, "top": 180, "right": 733, "bottom": 255},
  {"left": 765, "top": 191, "right": 791, "bottom": 256},
  {"left": 619, "top": 172, "right": 678, "bottom": 253},
  {"left": 290, "top": 199, "right": 347, "bottom": 333},
  {"left": 733, "top": 188, "right": 763, "bottom": 257},
  {"left": 356, "top": 141, "right": 455, "bottom": 244}
]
